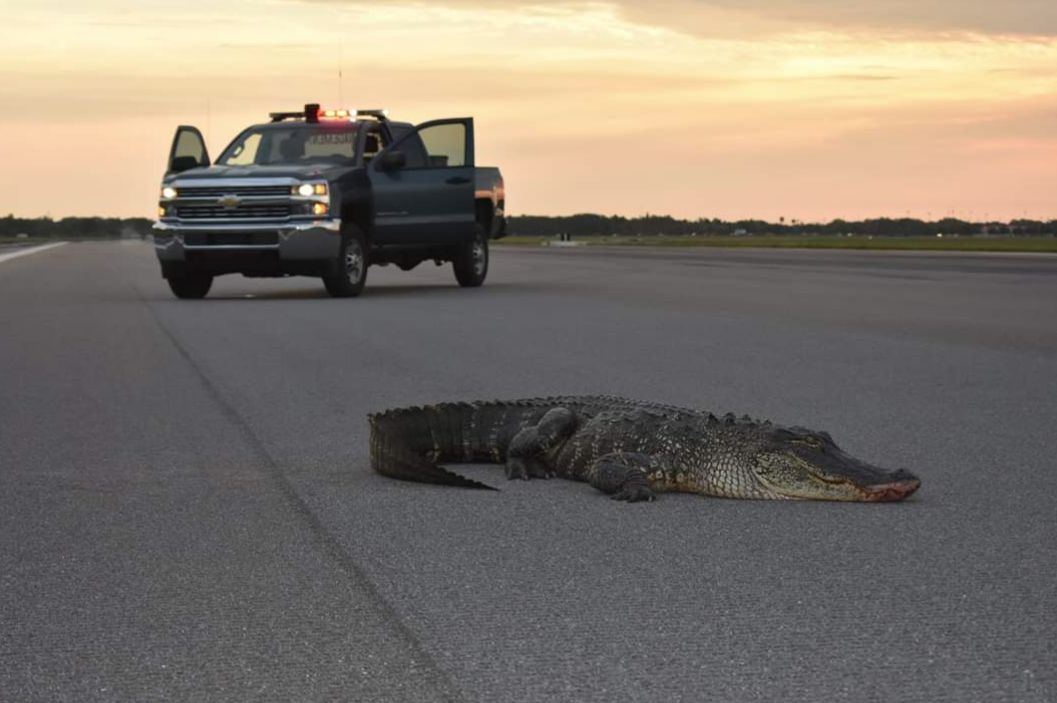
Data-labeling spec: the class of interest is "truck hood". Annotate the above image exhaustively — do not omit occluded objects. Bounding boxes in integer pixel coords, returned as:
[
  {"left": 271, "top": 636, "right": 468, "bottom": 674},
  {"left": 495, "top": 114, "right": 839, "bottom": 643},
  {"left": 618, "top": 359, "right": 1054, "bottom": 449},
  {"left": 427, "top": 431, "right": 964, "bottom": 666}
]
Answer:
[{"left": 164, "top": 163, "right": 356, "bottom": 183}]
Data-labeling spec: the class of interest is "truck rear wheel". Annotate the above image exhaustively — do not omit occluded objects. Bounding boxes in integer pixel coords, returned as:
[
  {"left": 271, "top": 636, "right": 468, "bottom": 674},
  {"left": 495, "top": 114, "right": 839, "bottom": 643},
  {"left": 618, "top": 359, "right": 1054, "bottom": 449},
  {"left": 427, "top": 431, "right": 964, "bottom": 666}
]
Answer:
[
  {"left": 453, "top": 224, "right": 488, "bottom": 287},
  {"left": 324, "top": 225, "right": 368, "bottom": 298},
  {"left": 168, "top": 273, "right": 213, "bottom": 300}
]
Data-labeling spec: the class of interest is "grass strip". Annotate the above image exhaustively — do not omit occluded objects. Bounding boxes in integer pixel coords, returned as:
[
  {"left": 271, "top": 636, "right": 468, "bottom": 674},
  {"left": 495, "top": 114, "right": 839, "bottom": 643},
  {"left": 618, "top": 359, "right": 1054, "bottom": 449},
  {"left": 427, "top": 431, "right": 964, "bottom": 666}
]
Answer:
[{"left": 495, "top": 236, "right": 1057, "bottom": 253}]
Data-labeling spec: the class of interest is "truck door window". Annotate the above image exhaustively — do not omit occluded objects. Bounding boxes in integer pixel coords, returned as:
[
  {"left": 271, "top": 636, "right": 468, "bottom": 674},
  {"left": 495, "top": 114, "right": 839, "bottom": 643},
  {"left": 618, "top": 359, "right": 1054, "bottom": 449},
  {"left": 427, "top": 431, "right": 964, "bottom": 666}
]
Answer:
[
  {"left": 393, "top": 133, "right": 429, "bottom": 169},
  {"left": 174, "top": 129, "right": 208, "bottom": 165},
  {"left": 418, "top": 123, "right": 466, "bottom": 168},
  {"left": 362, "top": 129, "right": 388, "bottom": 164}
]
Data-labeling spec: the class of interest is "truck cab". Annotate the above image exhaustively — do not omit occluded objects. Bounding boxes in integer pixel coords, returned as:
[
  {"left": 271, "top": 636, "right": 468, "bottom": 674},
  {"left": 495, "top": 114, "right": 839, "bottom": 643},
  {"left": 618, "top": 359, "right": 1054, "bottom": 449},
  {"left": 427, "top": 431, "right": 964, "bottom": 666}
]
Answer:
[{"left": 154, "top": 105, "right": 505, "bottom": 299}]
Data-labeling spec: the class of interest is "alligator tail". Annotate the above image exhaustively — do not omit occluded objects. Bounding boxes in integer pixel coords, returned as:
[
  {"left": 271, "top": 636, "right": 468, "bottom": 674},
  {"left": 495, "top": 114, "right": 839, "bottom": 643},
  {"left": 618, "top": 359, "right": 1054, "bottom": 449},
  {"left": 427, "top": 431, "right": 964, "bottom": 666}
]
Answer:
[{"left": 368, "top": 402, "right": 509, "bottom": 490}]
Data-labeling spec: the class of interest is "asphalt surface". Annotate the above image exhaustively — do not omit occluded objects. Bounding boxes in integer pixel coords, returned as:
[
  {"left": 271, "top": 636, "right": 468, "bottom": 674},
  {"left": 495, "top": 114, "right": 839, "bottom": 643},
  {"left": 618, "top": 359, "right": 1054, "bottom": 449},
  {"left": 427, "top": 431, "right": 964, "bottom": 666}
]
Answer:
[{"left": 1, "top": 241, "right": 1055, "bottom": 702}]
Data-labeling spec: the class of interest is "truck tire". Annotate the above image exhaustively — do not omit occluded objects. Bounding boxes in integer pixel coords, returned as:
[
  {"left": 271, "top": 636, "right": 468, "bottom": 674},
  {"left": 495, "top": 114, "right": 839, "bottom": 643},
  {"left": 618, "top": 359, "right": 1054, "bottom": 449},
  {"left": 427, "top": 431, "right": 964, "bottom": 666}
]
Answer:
[
  {"left": 324, "top": 224, "right": 368, "bottom": 298},
  {"left": 453, "top": 224, "right": 488, "bottom": 287},
  {"left": 168, "top": 273, "right": 213, "bottom": 300}
]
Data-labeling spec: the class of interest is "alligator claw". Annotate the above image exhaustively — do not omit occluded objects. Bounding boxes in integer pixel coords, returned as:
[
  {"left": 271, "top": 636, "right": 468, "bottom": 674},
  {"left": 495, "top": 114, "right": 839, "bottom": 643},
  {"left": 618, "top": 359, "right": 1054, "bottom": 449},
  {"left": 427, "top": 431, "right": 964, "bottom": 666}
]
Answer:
[
  {"left": 528, "top": 464, "right": 553, "bottom": 480},
  {"left": 505, "top": 459, "right": 530, "bottom": 481},
  {"left": 506, "top": 458, "right": 556, "bottom": 480},
  {"left": 611, "top": 487, "right": 655, "bottom": 503}
]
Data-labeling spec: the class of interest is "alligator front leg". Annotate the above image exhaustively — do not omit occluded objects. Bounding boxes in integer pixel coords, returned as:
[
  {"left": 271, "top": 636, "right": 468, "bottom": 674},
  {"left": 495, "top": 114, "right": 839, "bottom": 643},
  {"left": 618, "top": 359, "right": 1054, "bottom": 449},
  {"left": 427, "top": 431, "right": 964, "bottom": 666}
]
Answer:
[
  {"left": 588, "top": 452, "right": 662, "bottom": 503},
  {"left": 506, "top": 407, "right": 578, "bottom": 480}
]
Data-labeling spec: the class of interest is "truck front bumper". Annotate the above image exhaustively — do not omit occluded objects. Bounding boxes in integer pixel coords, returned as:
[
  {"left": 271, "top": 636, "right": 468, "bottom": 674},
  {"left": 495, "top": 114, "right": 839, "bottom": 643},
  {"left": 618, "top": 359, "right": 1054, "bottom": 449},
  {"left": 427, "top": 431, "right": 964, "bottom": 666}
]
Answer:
[{"left": 153, "top": 219, "right": 342, "bottom": 277}]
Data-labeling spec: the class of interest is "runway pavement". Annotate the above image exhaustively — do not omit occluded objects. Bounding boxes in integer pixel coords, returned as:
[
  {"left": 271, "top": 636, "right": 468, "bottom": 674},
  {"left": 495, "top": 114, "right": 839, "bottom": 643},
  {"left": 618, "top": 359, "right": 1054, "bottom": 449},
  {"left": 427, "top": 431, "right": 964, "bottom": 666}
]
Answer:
[{"left": 1, "top": 241, "right": 1055, "bottom": 702}]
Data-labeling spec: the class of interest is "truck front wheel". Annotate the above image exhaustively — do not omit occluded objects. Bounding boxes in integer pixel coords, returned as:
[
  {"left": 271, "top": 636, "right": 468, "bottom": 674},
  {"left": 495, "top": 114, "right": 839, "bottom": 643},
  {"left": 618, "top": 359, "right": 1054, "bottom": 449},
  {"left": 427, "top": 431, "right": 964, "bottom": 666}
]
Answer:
[
  {"left": 168, "top": 273, "right": 213, "bottom": 300},
  {"left": 324, "top": 225, "right": 368, "bottom": 298},
  {"left": 453, "top": 224, "right": 488, "bottom": 288}
]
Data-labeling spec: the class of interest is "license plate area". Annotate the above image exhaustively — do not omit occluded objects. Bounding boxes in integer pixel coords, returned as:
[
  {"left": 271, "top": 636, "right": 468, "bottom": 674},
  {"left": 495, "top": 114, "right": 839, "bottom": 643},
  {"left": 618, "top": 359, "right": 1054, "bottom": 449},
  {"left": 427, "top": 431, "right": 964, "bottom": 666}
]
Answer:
[{"left": 184, "top": 232, "right": 280, "bottom": 247}]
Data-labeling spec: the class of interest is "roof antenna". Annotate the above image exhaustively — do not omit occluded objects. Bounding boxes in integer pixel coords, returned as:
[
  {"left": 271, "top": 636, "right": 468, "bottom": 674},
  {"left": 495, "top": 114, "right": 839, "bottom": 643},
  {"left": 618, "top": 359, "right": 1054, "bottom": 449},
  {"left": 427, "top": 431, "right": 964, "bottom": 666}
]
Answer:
[{"left": 338, "top": 39, "right": 344, "bottom": 107}]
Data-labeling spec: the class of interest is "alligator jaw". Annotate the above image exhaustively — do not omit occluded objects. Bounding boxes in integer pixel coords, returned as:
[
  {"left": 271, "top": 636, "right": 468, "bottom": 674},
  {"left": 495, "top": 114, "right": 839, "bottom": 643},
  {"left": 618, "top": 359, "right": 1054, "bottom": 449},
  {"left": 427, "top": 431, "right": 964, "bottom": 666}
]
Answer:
[
  {"left": 753, "top": 463, "right": 923, "bottom": 502},
  {"left": 860, "top": 477, "right": 921, "bottom": 502}
]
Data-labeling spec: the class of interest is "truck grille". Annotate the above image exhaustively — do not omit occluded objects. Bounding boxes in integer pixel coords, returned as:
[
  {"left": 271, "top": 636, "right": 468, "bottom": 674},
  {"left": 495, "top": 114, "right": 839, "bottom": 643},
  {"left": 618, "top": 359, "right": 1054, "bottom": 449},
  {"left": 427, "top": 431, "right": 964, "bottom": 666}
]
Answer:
[
  {"left": 177, "top": 204, "right": 292, "bottom": 220},
  {"left": 177, "top": 185, "right": 292, "bottom": 198}
]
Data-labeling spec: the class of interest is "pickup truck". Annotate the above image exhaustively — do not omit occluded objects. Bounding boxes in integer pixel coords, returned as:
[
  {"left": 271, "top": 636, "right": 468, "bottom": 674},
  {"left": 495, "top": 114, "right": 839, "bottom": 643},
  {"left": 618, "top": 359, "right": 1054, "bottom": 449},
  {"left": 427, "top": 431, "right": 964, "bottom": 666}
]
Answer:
[{"left": 154, "top": 105, "right": 505, "bottom": 298}]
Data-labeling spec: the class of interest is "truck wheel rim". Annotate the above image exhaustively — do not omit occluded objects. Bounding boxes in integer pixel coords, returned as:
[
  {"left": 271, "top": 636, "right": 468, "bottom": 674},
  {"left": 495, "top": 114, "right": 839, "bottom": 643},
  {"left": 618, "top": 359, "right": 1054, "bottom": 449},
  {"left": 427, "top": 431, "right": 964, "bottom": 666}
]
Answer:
[
  {"left": 346, "top": 240, "right": 363, "bottom": 281},
  {"left": 472, "top": 237, "right": 486, "bottom": 276}
]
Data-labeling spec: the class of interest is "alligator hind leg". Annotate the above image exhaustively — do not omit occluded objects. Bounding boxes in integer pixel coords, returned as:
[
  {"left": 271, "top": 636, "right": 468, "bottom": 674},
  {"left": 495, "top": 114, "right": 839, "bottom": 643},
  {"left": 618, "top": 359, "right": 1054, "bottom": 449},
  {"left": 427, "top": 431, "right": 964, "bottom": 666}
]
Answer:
[
  {"left": 505, "top": 408, "right": 578, "bottom": 480},
  {"left": 588, "top": 452, "right": 661, "bottom": 503}
]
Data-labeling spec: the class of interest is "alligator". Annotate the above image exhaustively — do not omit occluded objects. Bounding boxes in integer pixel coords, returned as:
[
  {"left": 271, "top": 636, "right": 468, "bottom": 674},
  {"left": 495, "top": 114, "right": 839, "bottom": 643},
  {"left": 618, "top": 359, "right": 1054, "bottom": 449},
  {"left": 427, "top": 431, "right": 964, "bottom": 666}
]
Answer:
[{"left": 367, "top": 396, "right": 921, "bottom": 502}]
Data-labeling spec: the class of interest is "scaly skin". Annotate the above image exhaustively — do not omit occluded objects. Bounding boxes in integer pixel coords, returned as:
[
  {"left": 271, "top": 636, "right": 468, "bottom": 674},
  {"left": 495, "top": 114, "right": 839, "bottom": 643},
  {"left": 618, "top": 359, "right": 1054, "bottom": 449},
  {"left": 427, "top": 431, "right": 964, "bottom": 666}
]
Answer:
[{"left": 367, "top": 397, "right": 921, "bottom": 502}]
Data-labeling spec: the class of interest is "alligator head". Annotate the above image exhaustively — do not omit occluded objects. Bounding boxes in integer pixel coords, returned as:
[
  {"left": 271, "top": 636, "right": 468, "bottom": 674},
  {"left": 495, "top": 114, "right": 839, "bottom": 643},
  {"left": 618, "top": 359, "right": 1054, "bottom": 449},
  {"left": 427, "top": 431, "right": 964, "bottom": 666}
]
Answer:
[{"left": 751, "top": 426, "right": 920, "bottom": 502}]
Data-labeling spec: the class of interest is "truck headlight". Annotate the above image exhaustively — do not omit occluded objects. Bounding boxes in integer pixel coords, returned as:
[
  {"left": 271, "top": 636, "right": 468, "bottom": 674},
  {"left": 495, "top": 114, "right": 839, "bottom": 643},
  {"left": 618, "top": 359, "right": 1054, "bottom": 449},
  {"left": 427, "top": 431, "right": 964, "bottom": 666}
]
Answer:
[
  {"left": 294, "top": 183, "right": 327, "bottom": 197},
  {"left": 295, "top": 202, "right": 330, "bottom": 216},
  {"left": 161, "top": 186, "right": 178, "bottom": 199}
]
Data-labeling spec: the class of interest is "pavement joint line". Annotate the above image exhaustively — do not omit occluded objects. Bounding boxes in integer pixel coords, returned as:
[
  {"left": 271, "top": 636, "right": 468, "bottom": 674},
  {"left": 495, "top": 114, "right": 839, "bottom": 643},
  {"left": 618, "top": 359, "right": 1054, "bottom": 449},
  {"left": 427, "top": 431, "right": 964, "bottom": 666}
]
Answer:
[
  {"left": 129, "top": 281, "right": 466, "bottom": 703},
  {"left": 0, "top": 242, "right": 68, "bottom": 264}
]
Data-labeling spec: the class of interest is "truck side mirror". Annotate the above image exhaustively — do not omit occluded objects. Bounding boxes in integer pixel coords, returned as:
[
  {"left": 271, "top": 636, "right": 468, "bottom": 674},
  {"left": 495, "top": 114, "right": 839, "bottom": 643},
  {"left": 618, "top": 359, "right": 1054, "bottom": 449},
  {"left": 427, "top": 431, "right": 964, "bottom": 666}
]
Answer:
[
  {"left": 378, "top": 151, "right": 406, "bottom": 173},
  {"left": 170, "top": 156, "right": 202, "bottom": 174}
]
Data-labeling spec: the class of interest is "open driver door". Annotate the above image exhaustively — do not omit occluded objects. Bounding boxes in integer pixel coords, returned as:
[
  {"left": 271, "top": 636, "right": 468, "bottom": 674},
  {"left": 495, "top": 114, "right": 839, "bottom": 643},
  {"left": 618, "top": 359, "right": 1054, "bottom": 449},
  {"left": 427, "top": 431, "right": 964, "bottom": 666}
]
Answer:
[{"left": 167, "top": 126, "right": 211, "bottom": 174}]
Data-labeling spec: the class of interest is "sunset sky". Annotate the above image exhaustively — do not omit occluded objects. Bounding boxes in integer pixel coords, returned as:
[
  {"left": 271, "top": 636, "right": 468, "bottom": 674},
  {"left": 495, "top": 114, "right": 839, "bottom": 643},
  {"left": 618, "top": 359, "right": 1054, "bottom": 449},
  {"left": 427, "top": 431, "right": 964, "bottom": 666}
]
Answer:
[{"left": 1, "top": 0, "right": 1055, "bottom": 221}]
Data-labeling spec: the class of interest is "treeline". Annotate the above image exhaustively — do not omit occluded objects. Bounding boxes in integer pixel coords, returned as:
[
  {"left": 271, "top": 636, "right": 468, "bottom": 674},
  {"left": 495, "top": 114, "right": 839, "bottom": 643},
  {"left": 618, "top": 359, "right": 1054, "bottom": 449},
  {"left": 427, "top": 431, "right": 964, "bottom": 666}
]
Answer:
[
  {"left": 1, "top": 216, "right": 155, "bottom": 239},
  {"left": 509, "top": 214, "right": 1057, "bottom": 238},
  {"left": 4, "top": 213, "right": 1057, "bottom": 239}
]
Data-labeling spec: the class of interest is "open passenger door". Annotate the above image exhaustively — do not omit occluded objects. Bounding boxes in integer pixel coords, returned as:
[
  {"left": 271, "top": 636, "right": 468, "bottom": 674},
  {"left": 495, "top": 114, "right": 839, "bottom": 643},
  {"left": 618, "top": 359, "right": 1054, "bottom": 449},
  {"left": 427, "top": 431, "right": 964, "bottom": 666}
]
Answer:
[
  {"left": 167, "top": 126, "right": 211, "bottom": 174},
  {"left": 369, "top": 118, "right": 475, "bottom": 245}
]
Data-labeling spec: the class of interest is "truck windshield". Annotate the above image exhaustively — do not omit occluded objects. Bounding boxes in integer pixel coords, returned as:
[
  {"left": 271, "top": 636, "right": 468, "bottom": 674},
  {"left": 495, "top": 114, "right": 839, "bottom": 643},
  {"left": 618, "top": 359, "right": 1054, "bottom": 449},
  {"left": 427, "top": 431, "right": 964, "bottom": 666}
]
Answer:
[{"left": 217, "top": 124, "right": 361, "bottom": 166}]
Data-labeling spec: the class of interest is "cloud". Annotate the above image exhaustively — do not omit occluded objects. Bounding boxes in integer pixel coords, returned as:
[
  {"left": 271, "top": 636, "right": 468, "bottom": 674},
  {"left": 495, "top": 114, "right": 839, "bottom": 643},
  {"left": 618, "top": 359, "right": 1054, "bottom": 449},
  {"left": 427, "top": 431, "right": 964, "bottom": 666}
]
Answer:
[
  {"left": 296, "top": 0, "right": 1057, "bottom": 37},
  {"left": 642, "top": 1, "right": 1057, "bottom": 36}
]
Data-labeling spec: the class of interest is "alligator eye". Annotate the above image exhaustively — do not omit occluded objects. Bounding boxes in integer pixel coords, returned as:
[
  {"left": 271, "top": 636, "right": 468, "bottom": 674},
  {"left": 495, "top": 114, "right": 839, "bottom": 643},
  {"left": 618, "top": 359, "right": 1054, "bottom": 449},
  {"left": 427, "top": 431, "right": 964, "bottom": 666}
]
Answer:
[{"left": 793, "top": 437, "right": 824, "bottom": 450}]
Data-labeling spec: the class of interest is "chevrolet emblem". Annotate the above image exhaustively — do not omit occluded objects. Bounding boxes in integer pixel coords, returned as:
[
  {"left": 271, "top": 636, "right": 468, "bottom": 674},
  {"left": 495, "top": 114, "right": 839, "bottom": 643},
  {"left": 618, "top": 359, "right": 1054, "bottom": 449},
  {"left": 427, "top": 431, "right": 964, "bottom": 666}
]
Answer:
[{"left": 219, "top": 194, "right": 242, "bottom": 208}]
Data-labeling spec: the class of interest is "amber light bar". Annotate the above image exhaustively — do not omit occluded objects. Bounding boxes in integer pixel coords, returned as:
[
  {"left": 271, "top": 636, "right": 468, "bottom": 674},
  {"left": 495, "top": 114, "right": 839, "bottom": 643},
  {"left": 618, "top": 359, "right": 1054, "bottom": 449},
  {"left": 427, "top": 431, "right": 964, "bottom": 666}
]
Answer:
[{"left": 269, "top": 105, "right": 389, "bottom": 123}]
